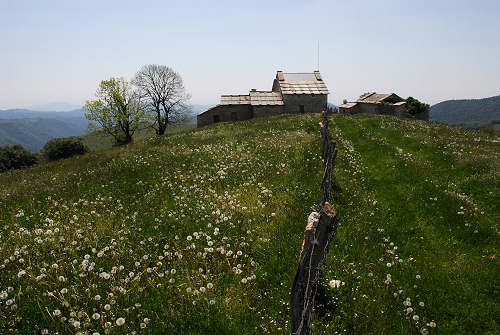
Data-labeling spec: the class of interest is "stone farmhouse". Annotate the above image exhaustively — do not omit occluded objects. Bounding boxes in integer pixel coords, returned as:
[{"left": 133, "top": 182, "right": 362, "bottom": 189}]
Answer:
[
  {"left": 197, "top": 71, "right": 329, "bottom": 127},
  {"left": 338, "top": 92, "right": 429, "bottom": 120}
]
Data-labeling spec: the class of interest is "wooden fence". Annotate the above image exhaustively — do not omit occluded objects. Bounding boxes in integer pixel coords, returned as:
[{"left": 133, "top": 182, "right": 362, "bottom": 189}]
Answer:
[{"left": 290, "top": 111, "right": 340, "bottom": 335}]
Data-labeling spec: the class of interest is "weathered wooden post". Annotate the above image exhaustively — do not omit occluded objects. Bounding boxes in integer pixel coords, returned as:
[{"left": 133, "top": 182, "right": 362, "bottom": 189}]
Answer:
[{"left": 290, "top": 111, "right": 339, "bottom": 335}]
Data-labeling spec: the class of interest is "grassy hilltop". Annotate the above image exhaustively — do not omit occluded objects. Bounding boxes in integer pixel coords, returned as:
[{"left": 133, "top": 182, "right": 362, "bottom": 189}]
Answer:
[{"left": 0, "top": 114, "right": 498, "bottom": 334}]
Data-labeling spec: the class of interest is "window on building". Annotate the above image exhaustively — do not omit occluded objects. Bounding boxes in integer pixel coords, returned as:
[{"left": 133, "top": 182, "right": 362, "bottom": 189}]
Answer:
[
  {"left": 231, "top": 112, "right": 238, "bottom": 121},
  {"left": 213, "top": 115, "right": 220, "bottom": 123},
  {"left": 299, "top": 105, "right": 305, "bottom": 113}
]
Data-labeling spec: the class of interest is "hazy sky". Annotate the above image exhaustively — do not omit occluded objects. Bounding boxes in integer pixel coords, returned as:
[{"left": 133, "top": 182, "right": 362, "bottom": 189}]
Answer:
[{"left": 1, "top": 0, "right": 499, "bottom": 109}]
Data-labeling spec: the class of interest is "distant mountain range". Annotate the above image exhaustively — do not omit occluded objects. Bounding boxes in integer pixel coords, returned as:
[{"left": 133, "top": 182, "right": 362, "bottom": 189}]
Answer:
[
  {"left": 24, "top": 102, "right": 83, "bottom": 112},
  {"left": 0, "top": 104, "right": 215, "bottom": 151},
  {"left": 0, "top": 118, "right": 86, "bottom": 151},
  {"left": 430, "top": 95, "right": 500, "bottom": 129},
  {"left": 0, "top": 108, "right": 87, "bottom": 126},
  {"left": 0, "top": 109, "right": 88, "bottom": 151}
]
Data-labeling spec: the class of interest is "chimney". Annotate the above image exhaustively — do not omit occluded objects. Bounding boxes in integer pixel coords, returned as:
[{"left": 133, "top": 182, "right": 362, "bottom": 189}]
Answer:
[{"left": 277, "top": 71, "right": 284, "bottom": 81}]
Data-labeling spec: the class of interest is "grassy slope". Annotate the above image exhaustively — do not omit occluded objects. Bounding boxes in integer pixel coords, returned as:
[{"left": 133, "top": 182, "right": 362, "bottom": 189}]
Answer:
[
  {"left": 0, "top": 114, "right": 498, "bottom": 334},
  {"left": 80, "top": 125, "right": 195, "bottom": 152}
]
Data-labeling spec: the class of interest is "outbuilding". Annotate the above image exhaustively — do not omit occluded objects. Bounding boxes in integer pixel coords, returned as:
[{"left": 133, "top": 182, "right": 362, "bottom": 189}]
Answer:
[{"left": 338, "top": 92, "right": 429, "bottom": 120}]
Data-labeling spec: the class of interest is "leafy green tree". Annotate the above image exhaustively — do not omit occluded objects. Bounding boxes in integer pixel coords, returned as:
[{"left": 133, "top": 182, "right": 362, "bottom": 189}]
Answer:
[
  {"left": 0, "top": 145, "right": 38, "bottom": 173},
  {"left": 133, "top": 65, "right": 191, "bottom": 135},
  {"left": 405, "top": 97, "right": 430, "bottom": 115},
  {"left": 84, "top": 77, "right": 147, "bottom": 145},
  {"left": 42, "top": 137, "right": 89, "bottom": 161}
]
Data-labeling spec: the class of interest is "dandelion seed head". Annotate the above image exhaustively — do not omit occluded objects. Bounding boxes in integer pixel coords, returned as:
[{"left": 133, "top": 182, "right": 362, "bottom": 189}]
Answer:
[{"left": 116, "top": 317, "right": 126, "bottom": 326}]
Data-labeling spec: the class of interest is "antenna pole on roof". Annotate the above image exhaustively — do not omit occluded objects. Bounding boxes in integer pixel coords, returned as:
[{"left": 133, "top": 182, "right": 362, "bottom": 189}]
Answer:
[{"left": 317, "top": 40, "right": 320, "bottom": 71}]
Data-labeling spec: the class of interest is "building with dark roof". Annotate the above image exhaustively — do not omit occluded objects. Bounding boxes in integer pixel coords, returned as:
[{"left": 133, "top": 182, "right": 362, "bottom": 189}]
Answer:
[
  {"left": 197, "top": 71, "right": 328, "bottom": 127},
  {"left": 338, "top": 92, "right": 429, "bottom": 120}
]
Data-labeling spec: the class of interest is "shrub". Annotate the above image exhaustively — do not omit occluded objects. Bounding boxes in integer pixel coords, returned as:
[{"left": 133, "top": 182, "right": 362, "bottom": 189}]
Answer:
[
  {"left": 405, "top": 97, "right": 430, "bottom": 116},
  {"left": 0, "top": 145, "right": 39, "bottom": 173},
  {"left": 42, "top": 137, "right": 89, "bottom": 161}
]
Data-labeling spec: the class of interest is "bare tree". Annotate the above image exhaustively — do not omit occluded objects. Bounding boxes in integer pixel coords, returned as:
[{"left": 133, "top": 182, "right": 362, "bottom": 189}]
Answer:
[{"left": 133, "top": 65, "right": 191, "bottom": 135}]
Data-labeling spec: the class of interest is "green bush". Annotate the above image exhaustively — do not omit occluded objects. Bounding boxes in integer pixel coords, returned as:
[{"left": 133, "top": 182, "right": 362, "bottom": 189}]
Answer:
[
  {"left": 0, "top": 145, "right": 39, "bottom": 173},
  {"left": 42, "top": 137, "right": 89, "bottom": 161},
  {"left": 405, "top": 96, "right": 430, "bottom": 115}
]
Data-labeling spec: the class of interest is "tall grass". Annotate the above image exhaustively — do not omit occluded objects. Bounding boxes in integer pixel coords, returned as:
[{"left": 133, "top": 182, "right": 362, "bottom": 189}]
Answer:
[{"left": 0, "top": 114, "right": 498, "bottom": 334}]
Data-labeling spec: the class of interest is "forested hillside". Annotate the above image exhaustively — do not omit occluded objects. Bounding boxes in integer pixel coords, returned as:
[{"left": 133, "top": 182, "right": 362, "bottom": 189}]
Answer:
[
  {"left": 430, "top": 95, "right": 500, "bottom": 129},
  {"left": 0, "top": 109, "right": 88, "bottom": 151},
  {"left": 0, "top": 105, "right": 210, "bottom": 151},
  {"left": 0, "top": 114, "right": 498, "bottom": 334},
  {"left": 0, "top": 118, "right": 85, "bottom": 151}
]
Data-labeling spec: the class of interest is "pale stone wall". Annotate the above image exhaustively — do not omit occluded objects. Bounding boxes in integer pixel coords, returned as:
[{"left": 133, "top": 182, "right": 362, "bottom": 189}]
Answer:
[
  {"left": 338, "top": 104, "right": 362, "bottom": 115},
  {"left": 197, "top": 105, "right": 253, "bottom": 128},
  {"left": 414, "top": 109, "right": 429, "bottom": 121},
  {"left": 339, "top": 102, "right": 429, "bottom": 121},
  {"left": 198, "top": 93, "right": 330, "bottom": 128},
  {"left": 253, "top": 105, "right": 285, "bottom": 118},
  {"left": 282, "top": 94, "right": 328, "bottom": 114}
]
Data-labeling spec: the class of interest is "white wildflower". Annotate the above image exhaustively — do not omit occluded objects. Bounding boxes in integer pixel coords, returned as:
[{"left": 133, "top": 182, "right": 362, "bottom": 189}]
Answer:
[{"left": 116, "top": 317, "right": 125, "bottom": 326}]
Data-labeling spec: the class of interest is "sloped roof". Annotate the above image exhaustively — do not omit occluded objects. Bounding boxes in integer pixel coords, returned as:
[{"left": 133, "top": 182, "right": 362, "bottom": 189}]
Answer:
[
  {"left": 358, "top": 93, "right": 402, "bottom": 103},
  {"left": 276, "top": 71, "right": 329, "bottom": 95},
  {"left": 250, "top": 91, "right": 284, "bottom": 105},
  {"left": 198, "top": 105, "right": 220, "bottom": 116},
  {"left": 220, "top": 95, "right": 250, "bottom": 105},
  {"left": 338, "top": 102, "right": 358, "bottom": 109}
]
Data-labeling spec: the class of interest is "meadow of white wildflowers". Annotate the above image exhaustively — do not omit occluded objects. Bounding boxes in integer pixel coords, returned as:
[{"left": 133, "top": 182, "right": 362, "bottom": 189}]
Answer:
[{"left": 0, "top": 114, "right": 498, "bottom": 334}]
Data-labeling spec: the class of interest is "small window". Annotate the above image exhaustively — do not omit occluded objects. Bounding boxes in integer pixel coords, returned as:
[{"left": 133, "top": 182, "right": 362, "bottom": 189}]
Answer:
[
  {"left": 231, "top": 112, "right": 238, "bottom": 121},
  {"left": 213, "top": 115, "right": 220, "bottom": 123},
  {"left": 299, "top": 105, "right": 305, "bottom": 113}
]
